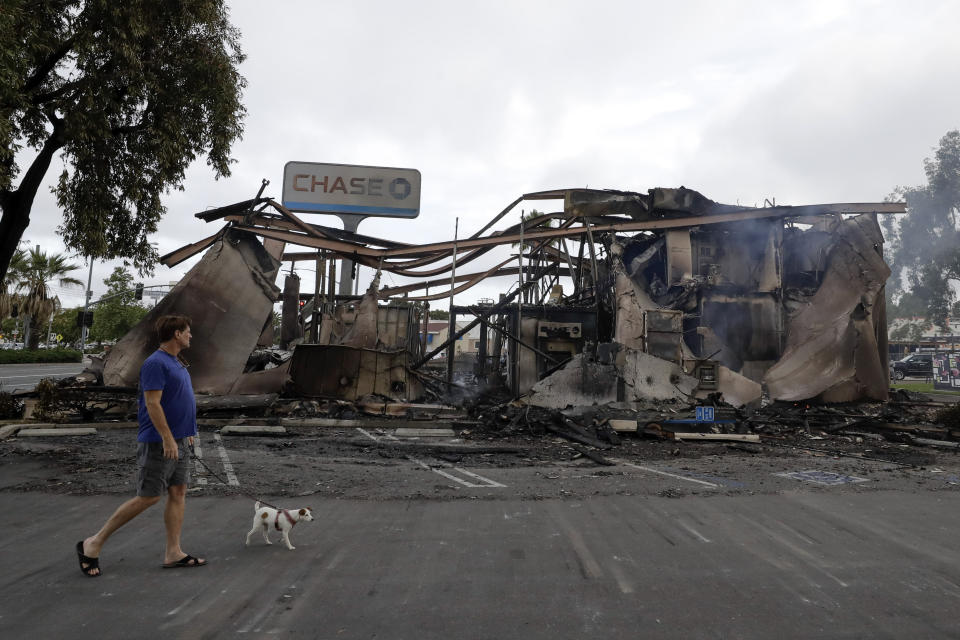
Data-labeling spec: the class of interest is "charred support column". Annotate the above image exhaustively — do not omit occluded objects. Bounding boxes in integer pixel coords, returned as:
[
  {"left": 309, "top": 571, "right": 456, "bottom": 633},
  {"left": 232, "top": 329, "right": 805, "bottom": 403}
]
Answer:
[
  {"left": 327, "top": 259, "right": 337, "bottom": 305},
  {"left": 311, "top": 252, "right": 323, "bottom": 343},
  {"left": 447, "top": 218, "right": 459, "bottom": 385},
  {"left": 490, "top": 294, "right": 505, "bottom": 374},
  {"left": 337, "top": 214, "right": 365, "bottom": 295},
  {"left": 281, "top": 273, "right": 302, "bottom": 349},
  {"left": 422, "top": 289, "right": 430, "bottom": 355},
  {"left": 478, "top": 318, "right": 488, "bottom": 375}
]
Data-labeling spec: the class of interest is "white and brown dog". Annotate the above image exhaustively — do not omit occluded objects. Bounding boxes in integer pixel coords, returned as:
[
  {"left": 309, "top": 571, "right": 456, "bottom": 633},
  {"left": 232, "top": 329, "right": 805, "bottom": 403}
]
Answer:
[{"left": 245, "top": 501, "right": 314, "bottom": 550}]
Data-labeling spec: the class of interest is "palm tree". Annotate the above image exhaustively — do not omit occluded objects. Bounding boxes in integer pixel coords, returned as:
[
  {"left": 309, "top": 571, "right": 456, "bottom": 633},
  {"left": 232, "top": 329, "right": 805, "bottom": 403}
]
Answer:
[
  {"left": 0, "top": 248, "right": 27, "bottom": 321},
  {"left": 15, "top": 247, "right": 83, "bottom": 348}
]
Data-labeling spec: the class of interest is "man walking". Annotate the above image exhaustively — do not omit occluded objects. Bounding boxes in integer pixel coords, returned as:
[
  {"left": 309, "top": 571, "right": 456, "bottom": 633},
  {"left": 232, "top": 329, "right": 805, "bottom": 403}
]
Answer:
[{"left": 77, "top": 314, "right": 206, "bottom": 576}]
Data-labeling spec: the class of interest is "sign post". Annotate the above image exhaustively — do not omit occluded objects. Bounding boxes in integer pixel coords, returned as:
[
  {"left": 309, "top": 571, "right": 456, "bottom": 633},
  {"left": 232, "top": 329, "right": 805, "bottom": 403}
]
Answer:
[{"left": 282, "top": 162, "right": 421, "bottom": 295}]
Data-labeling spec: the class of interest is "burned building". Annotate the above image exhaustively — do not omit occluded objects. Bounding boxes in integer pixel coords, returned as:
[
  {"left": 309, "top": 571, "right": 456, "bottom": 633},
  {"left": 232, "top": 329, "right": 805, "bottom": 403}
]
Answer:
[{"left": 99, "top": 186, "right": 903, "bottom": 410}]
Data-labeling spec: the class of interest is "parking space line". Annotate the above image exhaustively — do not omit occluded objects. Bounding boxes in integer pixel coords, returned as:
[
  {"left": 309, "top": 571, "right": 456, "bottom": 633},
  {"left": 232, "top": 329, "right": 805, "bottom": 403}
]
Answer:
[
  {"left": 192, "top": 434, "right": 207, "bottom": 485},
  {"left": 612, "top": 459, "right": 720, "bottom": 488},
  {"left": 357, "top": 427, "right": 504, "bottom": 488},
  {"left": 453, "top": 467, "right": 506, "bottom": 487},
  {"left": 407, "top": 456, "right": 505, "bottom": 488},
  {"left": 356, "top": 427, "right": 399, "bottom": 442},
  {"left": 213, "top": 432, "right": 240, "bottom": 486}
]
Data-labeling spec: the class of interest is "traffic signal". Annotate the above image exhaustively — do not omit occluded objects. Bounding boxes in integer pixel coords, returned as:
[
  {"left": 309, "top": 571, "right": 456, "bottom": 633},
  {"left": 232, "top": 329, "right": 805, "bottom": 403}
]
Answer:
[
  {"left": 10, "top": 303, "right": 17, "bottom": 318},
  {"left": 134, "top": 283, "right": 144, "bottom": 300},
  {"left": 76, "top": 310, "right": 94, "bottom": 327}
]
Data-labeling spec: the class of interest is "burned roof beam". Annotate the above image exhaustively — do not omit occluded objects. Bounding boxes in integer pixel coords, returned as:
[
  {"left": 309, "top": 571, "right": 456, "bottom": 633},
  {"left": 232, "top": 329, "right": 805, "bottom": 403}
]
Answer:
[
  {"left": 378, "top": 202, "right": 906, "bottom": 258},
  {"left": 377, "top": 266, "right": 578, "bottom": 297},
  {"left": 160, "top": 226, "right": 228, "bottom": 267},
  {"left": 193, "top": 197, "right": 272, "bottom": 222}
]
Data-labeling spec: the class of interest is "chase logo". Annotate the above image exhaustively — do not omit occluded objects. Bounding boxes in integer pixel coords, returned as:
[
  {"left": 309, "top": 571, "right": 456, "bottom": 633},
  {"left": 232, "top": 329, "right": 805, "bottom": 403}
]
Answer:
[{"left": 389, "top": 177, "right": 412, "bottom": 200}]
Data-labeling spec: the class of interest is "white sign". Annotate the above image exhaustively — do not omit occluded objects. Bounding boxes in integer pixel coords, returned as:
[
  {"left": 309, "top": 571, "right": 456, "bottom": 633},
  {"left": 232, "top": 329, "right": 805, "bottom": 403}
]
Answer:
[{"left": 282, "top": 161, "right": 421, "bottom": 218}]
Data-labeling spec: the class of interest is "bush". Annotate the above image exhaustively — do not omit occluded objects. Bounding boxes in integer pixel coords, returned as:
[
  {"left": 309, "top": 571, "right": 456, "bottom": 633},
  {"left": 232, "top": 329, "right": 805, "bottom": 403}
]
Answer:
[
  {"left": 0, "top": 391, "right": 24, "bottom": 419},
  {"left": 0, "top": 348, "right": 83, "bottom": 364}
]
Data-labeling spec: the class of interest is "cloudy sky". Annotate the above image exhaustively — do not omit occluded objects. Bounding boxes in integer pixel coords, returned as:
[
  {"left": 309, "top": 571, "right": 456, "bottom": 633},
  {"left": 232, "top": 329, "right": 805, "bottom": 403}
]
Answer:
[{"left": 20, "top": 0, "right": 960, "bottom": 308}]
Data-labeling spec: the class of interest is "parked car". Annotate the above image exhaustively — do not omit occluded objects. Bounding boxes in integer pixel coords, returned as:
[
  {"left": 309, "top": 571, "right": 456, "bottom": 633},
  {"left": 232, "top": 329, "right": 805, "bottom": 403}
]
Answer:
[{"left": 892, "top": 353, "right": 933, "bottom": 380}]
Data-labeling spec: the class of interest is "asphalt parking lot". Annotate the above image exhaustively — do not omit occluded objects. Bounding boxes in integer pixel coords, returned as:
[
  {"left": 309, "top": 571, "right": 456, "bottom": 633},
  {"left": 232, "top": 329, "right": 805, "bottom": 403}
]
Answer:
[
  {"left": 2, "top": 421, "right": 959, "bottom": 502},
  {"left": 3, "top": 424, "right": 960, "bottom": 639}
]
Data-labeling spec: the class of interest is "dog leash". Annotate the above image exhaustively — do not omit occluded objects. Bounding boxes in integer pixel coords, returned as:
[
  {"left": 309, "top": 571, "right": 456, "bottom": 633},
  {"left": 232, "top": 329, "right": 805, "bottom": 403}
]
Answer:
[{"left": 188, "top": 443, "right": 283, "bottom": 511}]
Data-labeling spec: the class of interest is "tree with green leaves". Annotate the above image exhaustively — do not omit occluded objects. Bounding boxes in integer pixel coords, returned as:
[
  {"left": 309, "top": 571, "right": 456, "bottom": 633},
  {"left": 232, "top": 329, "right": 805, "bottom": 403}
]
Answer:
[
  {"left": 50, "top": 305, "right": 81, "bottom": 346},
  {"left": 883, "top": 130, "right": 960, "bottom": 329},
  {"left": 14, "top": 246, "right": 83, "bottom": 348},
  {"left": 88, "top": 266, "right": 148, "bottom": 343},
  {"left": 0, "top": 1, "right": 246, "bottom": 283}
]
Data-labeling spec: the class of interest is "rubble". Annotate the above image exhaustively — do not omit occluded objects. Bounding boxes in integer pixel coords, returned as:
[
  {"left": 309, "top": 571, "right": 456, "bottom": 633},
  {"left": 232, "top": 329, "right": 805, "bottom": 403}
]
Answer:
[{"left": 14, "top": 183, "right": 958, "bottom": 477}]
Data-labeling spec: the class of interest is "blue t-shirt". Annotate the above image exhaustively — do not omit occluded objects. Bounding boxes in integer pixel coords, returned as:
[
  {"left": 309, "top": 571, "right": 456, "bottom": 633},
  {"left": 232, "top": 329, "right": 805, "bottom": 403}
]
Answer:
[{"left": 137, "top": 349, "right": 197, "bottom": 442}]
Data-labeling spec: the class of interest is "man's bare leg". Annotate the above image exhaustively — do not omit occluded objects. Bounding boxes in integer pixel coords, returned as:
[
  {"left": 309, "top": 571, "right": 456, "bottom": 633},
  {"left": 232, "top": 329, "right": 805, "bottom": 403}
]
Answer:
[
  {"left": 163, "top": 484, "right": 204, "bottom": 565},
  {"left": 81, "top": 495, "right": 161, "bottom": 576}
]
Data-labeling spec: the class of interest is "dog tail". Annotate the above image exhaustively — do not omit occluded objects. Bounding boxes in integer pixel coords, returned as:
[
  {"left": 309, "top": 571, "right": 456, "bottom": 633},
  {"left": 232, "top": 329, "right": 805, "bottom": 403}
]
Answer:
[{"left": 254, "top": 501, "right": 261, "bottom": 511}]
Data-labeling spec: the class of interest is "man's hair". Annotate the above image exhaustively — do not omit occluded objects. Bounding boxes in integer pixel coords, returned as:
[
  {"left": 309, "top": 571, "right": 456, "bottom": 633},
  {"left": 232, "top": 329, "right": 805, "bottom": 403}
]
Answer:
[{"left": 156, "top": 315, "right": 192, "bottom": 343}]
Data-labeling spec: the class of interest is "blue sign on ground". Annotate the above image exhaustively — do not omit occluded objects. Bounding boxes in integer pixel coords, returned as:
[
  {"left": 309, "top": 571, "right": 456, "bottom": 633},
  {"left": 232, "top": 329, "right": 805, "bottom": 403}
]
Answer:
[
  {"left": 774, "top": 470, "right": 869, "bottom": 486},
  {"left": 695, "top": 406, "right": 715, "bottom": 422}
]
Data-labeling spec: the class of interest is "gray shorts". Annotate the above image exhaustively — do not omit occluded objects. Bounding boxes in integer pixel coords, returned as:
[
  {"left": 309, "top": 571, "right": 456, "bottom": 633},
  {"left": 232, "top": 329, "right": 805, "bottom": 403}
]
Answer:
[{"left": 136, "top": 439, "right": 191, "bottom": 497}]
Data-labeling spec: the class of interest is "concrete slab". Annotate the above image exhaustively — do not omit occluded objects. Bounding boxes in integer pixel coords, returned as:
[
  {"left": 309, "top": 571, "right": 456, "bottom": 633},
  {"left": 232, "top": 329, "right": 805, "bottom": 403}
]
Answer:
[
  {"left": 281, "top": 418, "right": 364, "bottom": 428},
  {"left": 608, "top": 419, "right": 638, "bottom": 432},
  {"left": 0, "top": 424, "right": 26, "bottom": 439},
  {"left": 18, "top": 428, "right": 97, "bottom": 436},
  {"left": 74, "top": 422, "right": 137, "bottom": 430},
  {"left": 220, "top": 425, "right": 287, "bottom": 436},
  {"left": 394, "top": 428, "right": 456, "bottom": 438}
]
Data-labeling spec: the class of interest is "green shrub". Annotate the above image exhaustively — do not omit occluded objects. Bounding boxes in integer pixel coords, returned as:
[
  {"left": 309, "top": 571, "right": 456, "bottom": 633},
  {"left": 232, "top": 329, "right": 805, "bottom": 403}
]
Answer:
[{"left": 0, "top": 348, "right": 83, "bottom": 364}]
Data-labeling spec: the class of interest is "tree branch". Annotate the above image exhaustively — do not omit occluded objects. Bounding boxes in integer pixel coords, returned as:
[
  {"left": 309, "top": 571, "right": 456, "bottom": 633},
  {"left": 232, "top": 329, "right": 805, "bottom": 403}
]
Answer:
[
  {"left": 10, "top": 115, "right": 66, "bottom": 208},
  {"left": 21, "top": 34, "right": 78, "bottom": 96}
]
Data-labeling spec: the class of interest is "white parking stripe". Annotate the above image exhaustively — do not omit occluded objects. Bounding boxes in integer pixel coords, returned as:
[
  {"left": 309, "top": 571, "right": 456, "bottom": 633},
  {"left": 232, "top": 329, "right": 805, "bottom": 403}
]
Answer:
[
  {"left": 356, "top": 427, "right": 379, "bottom": 442},
  {"left": 192, "top": 435, "right": 207, "bottom": 485},
  {"left": 408, "top": 456, "right": 506, "bottom": 488},
  {"left": 356, "top": 427, "right": 505, "bottom": 488},
  {"left": 612, "top": 459, "right": 720, "bottom": 488},
  {"left": 453, "top": 467, "right": 506, "bottom": 488},
  {"left": 213, "top": 432, "right": 239, "bottom": 486}
]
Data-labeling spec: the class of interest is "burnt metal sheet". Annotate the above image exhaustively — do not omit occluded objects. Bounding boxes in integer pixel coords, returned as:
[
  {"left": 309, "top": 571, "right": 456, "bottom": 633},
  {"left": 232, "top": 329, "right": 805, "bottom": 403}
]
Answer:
[
  {"left": 764, "top": 215, "right": 890, "bottom": 402},
  {"left": 103, "top": 230, "right": 281, "bottom": 394},
  {"left": 288, "top": 344, "right": 422, "bottom": 401},
  {"left": 337, "top": 275, "right": 380, "bottom": 348},
  {"left": 228, "top": 361, "right": 291, "bottom": 395}
]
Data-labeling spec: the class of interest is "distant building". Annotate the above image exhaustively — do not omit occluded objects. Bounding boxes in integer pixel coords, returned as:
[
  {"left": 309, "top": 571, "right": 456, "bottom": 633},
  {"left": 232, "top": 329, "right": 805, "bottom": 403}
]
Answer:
[{"left": 422, "top": 321, "right": 493, "bottom": 355}]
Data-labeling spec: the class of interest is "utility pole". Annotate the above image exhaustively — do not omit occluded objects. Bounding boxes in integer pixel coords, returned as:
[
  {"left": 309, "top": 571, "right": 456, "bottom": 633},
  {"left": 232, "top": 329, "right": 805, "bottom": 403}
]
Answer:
[{"left": 80, "top": 256, "right": 93, "bottom": 357}]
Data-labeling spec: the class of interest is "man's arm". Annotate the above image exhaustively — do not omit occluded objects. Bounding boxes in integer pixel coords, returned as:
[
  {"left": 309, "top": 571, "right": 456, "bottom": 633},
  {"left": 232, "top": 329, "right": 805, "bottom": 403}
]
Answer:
[{"left": 144, "top": 389, "right": 179, "bottom": 460}]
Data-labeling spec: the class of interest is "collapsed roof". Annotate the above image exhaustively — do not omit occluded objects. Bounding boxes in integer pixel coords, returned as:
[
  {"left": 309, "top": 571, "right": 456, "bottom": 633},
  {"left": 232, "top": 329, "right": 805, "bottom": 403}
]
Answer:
[{"left": 100, "top": 186, "right": 903, "bottom": 407}]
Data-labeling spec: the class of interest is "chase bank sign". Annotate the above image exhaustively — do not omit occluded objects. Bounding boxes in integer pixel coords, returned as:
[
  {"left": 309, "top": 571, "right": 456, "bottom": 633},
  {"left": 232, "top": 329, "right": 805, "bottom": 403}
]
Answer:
[{"left": 282, "top": 161, "right": 421, "bottom": 219}]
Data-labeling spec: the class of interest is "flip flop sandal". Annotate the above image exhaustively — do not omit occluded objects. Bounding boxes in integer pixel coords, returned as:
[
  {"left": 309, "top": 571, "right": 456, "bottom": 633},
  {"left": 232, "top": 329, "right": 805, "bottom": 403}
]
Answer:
[
  {"left": 76, "top": 541, "right": 101, "bottom": 577},
  {"left": 162, "top": 554, "right": 208, "bottom": 569}
]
